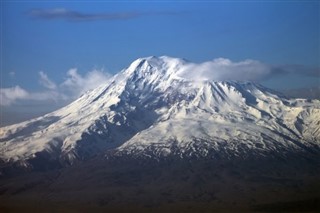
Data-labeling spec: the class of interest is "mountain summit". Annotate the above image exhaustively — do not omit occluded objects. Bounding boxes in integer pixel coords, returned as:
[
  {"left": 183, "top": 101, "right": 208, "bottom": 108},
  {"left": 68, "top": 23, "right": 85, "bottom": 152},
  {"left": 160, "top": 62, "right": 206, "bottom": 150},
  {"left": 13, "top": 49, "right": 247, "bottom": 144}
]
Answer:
[{"left": 0, "top": 56, "right": 319, "bottom": 170}]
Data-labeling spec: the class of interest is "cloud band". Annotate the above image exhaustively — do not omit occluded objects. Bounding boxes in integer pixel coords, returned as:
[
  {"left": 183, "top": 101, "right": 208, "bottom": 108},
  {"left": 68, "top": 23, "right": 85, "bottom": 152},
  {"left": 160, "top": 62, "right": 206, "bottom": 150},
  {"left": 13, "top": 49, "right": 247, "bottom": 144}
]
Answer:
[{"left": 27, "top": 8, "right": 180, "bottom": 22}]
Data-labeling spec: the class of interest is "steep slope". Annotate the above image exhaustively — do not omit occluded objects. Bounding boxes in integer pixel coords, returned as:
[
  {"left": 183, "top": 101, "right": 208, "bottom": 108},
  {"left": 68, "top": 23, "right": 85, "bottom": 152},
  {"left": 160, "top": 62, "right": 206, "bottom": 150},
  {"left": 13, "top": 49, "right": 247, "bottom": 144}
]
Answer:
[
  {"left": 0, "top": 56, "right": 319, "bottom": 170},
  {"left": 116, "top": 81, "right": 320, "bottom": 159}
]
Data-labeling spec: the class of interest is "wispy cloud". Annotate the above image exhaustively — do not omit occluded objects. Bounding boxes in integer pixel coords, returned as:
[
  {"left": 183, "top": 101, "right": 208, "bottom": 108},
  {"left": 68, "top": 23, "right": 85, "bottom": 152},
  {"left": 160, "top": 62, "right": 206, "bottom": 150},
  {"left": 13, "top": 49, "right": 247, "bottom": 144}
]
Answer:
[
  {"left": 27, "top": 8, "right": 180, "bottom": 22},
  {"left": 0, "top": 86, "right": 29, "bottom": 106},
  {"left": 178, "top": 58, "right": 271, "bottom": 81},
  {"left": 0, "top": 86, "right": 65, "bottom": 107},
  {"left": 39, "top": 71, "right": 57, "bottom": 90},
  {"left": 178, "top": 58, "right": 319, "bottom": 82},
  {"left": 61, "top": 68, "right": 112, "bottom": 96},
  {"left": 0, "top": 68, "right": 112, "bottom": 106}
]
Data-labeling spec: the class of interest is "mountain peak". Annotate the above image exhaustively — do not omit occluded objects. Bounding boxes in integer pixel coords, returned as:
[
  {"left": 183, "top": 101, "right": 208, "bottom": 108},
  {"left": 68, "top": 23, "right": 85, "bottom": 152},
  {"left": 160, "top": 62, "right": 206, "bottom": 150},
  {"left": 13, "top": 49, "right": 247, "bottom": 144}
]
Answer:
[
  {"left": 0, "top": 56, "right": 319, "bottom": 170},
  {"left": 126, "top": 56, "right": 187, "bottom": 76}
]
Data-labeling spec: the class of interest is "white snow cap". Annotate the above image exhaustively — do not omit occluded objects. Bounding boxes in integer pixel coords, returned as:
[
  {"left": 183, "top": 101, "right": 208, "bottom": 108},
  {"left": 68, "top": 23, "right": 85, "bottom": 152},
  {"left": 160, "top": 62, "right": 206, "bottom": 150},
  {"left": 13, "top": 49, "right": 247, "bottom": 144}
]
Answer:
[{"left": 0, "top": 55, "right": 319, "bottom": 164}]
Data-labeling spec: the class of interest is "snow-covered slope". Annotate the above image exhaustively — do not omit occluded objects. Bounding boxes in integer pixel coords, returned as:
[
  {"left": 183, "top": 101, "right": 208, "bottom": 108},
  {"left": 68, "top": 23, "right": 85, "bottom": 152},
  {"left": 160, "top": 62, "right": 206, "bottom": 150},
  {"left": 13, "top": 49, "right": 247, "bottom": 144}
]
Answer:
[{"left": 0, "top": 56, "right": 319, "bottom": 167}]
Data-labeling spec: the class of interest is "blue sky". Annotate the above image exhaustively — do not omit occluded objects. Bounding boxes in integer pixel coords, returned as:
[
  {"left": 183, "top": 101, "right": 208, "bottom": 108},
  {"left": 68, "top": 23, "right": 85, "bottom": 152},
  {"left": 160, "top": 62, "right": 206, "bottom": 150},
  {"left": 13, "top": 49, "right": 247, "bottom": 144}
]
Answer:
[{"left": 1, "top": 1, "right": 319, "bottom": 126}]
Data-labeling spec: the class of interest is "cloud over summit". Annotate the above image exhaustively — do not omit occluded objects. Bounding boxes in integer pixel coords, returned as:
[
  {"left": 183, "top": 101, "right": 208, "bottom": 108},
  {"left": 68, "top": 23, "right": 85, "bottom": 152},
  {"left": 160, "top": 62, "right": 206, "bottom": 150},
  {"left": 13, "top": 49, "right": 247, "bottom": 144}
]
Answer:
[
  {"left": 178, "top": 58, "right": 319, "bottom": 83},
  {"left": 178, "top": 58, "right": 271, "bottom": 81}
]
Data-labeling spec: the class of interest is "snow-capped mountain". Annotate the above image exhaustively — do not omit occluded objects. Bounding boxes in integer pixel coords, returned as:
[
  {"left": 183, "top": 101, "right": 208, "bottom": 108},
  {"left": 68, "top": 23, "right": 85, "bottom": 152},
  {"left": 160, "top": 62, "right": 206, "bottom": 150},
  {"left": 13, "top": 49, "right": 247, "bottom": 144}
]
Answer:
[{"left": 0, "top": 56, "right": 319, "bottom": 169}]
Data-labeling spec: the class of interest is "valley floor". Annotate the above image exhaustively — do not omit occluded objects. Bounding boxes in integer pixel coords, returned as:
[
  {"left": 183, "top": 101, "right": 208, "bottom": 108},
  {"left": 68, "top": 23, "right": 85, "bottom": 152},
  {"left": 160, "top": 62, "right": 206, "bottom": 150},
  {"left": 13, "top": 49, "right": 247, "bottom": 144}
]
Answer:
[{"left": 0, "top": 157, "right": 319, "bottom": 213}]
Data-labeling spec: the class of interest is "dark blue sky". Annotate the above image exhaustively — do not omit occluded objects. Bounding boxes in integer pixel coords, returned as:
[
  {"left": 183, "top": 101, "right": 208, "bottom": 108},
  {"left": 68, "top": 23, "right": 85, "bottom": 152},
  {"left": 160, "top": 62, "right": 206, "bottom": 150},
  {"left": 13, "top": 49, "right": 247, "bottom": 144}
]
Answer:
[{"left": 0, "top": 1, "right": 319, "bottom": 125}]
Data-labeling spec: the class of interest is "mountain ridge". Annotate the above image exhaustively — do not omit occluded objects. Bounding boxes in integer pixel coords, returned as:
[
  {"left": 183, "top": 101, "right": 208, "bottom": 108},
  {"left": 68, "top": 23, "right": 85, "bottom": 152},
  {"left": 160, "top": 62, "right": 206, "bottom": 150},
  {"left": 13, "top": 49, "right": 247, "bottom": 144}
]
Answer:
[{"left": 0, "top": 56, "right": 319, "bottom": 171}]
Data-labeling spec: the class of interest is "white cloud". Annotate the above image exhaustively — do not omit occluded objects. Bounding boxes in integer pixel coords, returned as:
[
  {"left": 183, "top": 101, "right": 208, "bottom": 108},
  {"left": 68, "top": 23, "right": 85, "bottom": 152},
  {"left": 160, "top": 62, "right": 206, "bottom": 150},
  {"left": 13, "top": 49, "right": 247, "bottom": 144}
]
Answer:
[
  {"left": 178, "top": 58, "right": 271, "bottom": 81},
  {"left": 0, "top": 86, "right": 65, "bottom": 106},
  {"left": 0, "top": 86, "right": 29, "bottom": 106},
  {"left": 61, "top": 68, "right": 112, "bottom": 97},
  {"left": 0, "top": 68, "right": 112, "bottom": 106},
  {"left": 39, "top": 71, "right": 57, "bottom": 90}
]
